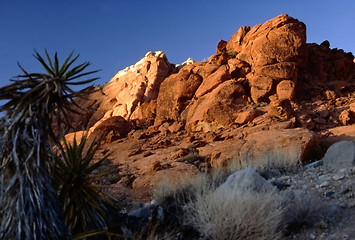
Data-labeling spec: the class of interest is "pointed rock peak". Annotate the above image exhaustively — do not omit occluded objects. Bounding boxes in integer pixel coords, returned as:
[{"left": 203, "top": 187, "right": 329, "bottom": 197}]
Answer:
[
  {"left": 110, "top": 51, "right": 171, "bottom": 82},
  {"left": 144, "top": 50, "right": 167, "bottom": 59},
  {"left": 175, "top": 57, "right": 195, "bottom": 69}
]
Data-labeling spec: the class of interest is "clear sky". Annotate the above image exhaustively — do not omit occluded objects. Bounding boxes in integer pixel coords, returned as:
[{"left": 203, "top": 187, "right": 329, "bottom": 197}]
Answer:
[{"left": 1, "top": 0, "right": 354, "bottom": 88}]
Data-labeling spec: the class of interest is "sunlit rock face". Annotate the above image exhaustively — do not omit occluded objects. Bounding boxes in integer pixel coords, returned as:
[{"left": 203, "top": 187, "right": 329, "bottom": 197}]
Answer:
[
  {"left": 69, "top": 14, "right": 354, "bottom": 136},
  {"left": 227, "top": 14, "right": 308, "bottom": 103},
  {"left": 62, "top": 14, "right": 355, "bottom": 210},
  {"left": 87, "top": 51, "right": 173, "bottom": 131}
]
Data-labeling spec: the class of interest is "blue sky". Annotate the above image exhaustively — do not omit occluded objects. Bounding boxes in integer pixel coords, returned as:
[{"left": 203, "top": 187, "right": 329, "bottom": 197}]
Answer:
[{"left": 1, "top": 0, "right": 354, "bottom": 88}]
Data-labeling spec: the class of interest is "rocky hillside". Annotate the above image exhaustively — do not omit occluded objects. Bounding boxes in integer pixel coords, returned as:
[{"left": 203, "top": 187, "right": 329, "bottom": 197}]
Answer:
[{"left": 64, "top": 14, "right": 355, "bottom": 209}]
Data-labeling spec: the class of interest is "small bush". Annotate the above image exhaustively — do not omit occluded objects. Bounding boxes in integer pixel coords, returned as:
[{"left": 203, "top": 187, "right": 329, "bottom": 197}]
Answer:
[
  {"left": 151, "top": 171, "right": 229, "bottom": 239},
  {"left": 153, "top": 168, "right": 287, "bottom": 240},
  {"left": 153, "top": 169, "right": 227, "bottom": 206},
  {"left": 226, "top": 50, "right": 237, "bottom": 59},
  {"left": 186, "top": 185, "right": 285, "bottom": 240},
  {"left": 51, "top": 133, "right": 118, "bottom": 237},
  {"left": 151, "top": 148, "right": 329, "bottom": 240},
  {"left": 283, "top": 191, "right": 327, "bottom": 234}
]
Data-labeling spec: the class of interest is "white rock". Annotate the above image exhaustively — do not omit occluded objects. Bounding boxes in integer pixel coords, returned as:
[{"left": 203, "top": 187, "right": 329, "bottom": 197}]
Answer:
[
  {"left": 181, "top": 57, "right": 195, "bottom": 66},
  {"left": 322, "top": 141, "right": 355, "bottom": 171},
  {"left": 332, "top": 173, "right": 345, "bottom": 181},
  {"left": 319, "top": 181, "right": 330, "bottom": 188},
  {"left": 175, "top": 57, "right": 195, "bottom": 68},
  {"left": 319, "top": 174, "right": 331, "bottom": 181},
  {"left": 216, "top": 167, "right": 276, "bottom": 194}
]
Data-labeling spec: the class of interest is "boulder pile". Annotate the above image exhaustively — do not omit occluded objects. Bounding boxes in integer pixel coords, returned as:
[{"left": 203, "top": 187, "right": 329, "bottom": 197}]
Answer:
[{"left": 64, "top": 14, "right": 355, "bottom": 205}]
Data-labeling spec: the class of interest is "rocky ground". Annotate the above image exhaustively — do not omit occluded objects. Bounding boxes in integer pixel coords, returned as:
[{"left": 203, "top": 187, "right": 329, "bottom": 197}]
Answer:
[{"left": 272, "top": 162, "right": 355, "bottom": 239}]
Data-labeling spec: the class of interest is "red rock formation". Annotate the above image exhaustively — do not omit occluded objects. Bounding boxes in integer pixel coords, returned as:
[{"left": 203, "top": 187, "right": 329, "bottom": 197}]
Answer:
[
  {"left": 183, "top": 80, "right": 246, "bottom": 132},
  {"left": 61, "top": 14, "right": 355, "bottom": 204},
  {"left": 227, "top": 14, "right": 307, "bottom": 102},
  {"left": 88, "top": 51, "right": 174, "bottom": 129},
  {"left": 155, "top": 67, "right": 203, "bottom": 124},
  {"left": 298, "top": 41, "right": 355, "bottom": 99}
]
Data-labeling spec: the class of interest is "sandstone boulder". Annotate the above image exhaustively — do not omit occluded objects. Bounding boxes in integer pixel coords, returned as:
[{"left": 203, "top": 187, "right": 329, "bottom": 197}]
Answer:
[
  {"left": 194, "top": 65, "right": 231, "bottom": 98},
  {"left": 228, "top": 14, "right": 307, "bottom": 66},
  {"left": 208, "top": 127, "right": 319, "bottom": 167},
  {"left": 183, "top": 80, "right": 246, "bottom": 132},
  {"left": 319, "top": 125, "right": 355, "bottom": 151},
  {"left": 225, "top": 25, "right": 250, "bottom": 53},
  {"left": 298, "top": 42, "right": 355, "bottom": 99},
  {"left": 228, "top": 58, "right": 251, "bottom": 79},
  {"left": 216, "top": 40, "right": 228, "bottom": 54},
  {"left": 276, "top": 80, "right": 296, "bottom": 100},
  {"left": 234, "top": 109, "right": 259, "bottom": 125},
  {"left": 227, "top": 14, "right": 307, "bottom": 102},
  {"left": 248, "top": 75, "right": 274, "bottom": 102},
  {"left": 267, "top": 98, "right": 293, "bottom": 120},
  {"left": 193, "top": 62, "right": 220, "bottom": 79},
  {"left": 88, "top": 116, "right": 132, "bottom": 143},
  {"left": 130, "top": 100, "right": 157, "bottom": 128},
  {"left": 241, "top": 128, "right": 318, "bottom": 163},
  {"left": 155, "top": 67, "right": 203, "bottom": 124},
  {"left": 338, "top": 109, "right": 354, "bottom": 126}
]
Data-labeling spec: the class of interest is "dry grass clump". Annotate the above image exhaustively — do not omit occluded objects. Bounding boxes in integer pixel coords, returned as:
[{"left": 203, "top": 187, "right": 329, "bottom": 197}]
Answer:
[
  {"left": 152, "top": 169, "right": 227, "bottom": 205},
  {"left": 283, "top": 191, "right": 328, "bottom": 234},
  {"left": 227, "top": 148, "right": 300, "bottom": 177},
  {"left": 152, "top": 175, "right": 195, "bottom": 206},
  {"left": 186, "top": 187, "right": 285, "bottom": 240},
  {"left": 153, "top": 170, "right": 285, "bottom": 240},
  {"left": 150, "top": 149, "right": 329, "bottom": 239}
]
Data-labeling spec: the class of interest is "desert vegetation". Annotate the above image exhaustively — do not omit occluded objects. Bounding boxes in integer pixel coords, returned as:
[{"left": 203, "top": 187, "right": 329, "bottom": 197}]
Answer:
[
  {"left": 148, "top": 151, "right": 333, "bottom": 240},
  {"left": 0, "top": 50, "right": 120, "bottom": 239}
]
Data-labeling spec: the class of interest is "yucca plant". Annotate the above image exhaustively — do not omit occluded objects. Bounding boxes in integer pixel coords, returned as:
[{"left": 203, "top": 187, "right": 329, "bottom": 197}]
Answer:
[
  {"left": 52, "top": 133, "right": 117, "bottom": 237},
  {"left": 0, "top": 50, "right": 99, "bottom": 239}
]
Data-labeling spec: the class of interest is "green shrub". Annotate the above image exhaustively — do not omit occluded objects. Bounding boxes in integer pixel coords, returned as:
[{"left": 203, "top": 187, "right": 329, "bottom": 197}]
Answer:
[
  {"left": 226, "top": 50, "right": 237, "bottom": 59},
  {"left": 52, "top": 133, "right": 119, "bottom": 237}
]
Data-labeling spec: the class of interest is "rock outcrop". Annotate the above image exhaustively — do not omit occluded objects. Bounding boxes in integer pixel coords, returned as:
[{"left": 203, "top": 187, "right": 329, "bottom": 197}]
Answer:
[
  {"left": 183, "top": 80, "right": 246, "bottom": 132},
  {"left": 87, "top": 51, "right": 174, "bottom": 131},
  {"left": 155, "top": 68, "right": 203, "bottom": 124},
  {"left": 227, "top": 14, "right": 307, "bottom": 102},
  {"left": 298, "top": 41, "right": 355, "bottom": 99},
  {"left": 62, "top": 14, "right": 355, "bottom": 207}
]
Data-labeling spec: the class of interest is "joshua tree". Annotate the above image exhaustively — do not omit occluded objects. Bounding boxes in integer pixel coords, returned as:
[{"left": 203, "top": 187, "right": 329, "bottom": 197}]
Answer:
[{"left": 0, "top": 50, "right": 99, "bottom": 239}]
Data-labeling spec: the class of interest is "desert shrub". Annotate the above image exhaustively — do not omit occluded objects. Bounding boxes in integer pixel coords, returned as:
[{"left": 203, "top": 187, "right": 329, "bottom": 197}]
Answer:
[
  {"left": 226, "top": 50, "right": 237, "bottom": 59},
  {"left": 153, "top": 169, "right": 228, "bottom": 206},
  {"left": 152, "top": 168, "right": 287, "bottom": 240},
  {"left": 186, "top": 186, "right": 285, "bottom": 240},
  {"left": 152, "top": 148, "right": 328, "bottom": 240},
  {"left": 151, "top": 171, "right": 230, "bottom": 239},
  {"left": 227, "top": 148, "right": 300, "bottom": 178},
  {"left": 283, "top": 191, "right": 327, "bottom": 234},
  {"left": 51, "top": 133, "right": 119, "bottom": 237}
]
